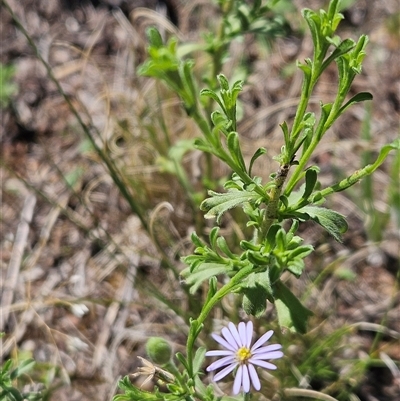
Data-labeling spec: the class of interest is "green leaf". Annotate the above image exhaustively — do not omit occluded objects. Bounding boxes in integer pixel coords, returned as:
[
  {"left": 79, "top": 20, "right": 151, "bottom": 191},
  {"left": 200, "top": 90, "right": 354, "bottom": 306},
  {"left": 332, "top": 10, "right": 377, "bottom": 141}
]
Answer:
[
  {"left": 192, "top": 347, "right": 206, "bottom": 375},
  {"left": 194, "top": 137, "right": 213, "bottom": 154},
  {"left": 209, "top": 227, "right": 220, "bottom": 249},
  {"left": 190, "top": 231, "right": 205, "bottom": 248},
  {"left": 183, "top": 263, "right": 230, "bottom": 294},
  {"left": 216, "top": 236, "right": 236, "bottom": 258},
  {"left": 286, "top": 259, "right": 305, "bottom": 277},
  {"left": 227, "top": 131, "right": 246, "bottom": 172},
  {"left": 338, "top": 92, "right": 373, "bottom": 115},
  {"left": 249, "top": 147, "right": 267, "bottom": 176},
  {"left": 320, "top": 38, "right": 355, "bottom": 72},
  {"left": 1, "top": 359, "right": 13, "bottom": 374},
  {"left": 201, "top": 190, "right": 260, "bottom": 224},
  {"left": 299, "top": 206, "right": 348, "bottom": 242},
  {"left": 217, "top": 74, "right": 230, "bottom": 91},
  {"left": 168, "top": 139, "right": 196, "bottom": 161},
  {"left": 175, "top": 352, "right": 189, "bottom": 371},
  {"left": 10, "top": 359, "right": 35, "bottom": 380},
  {"left": 280, "top": 121, "right": 290, "bottom": 147},
  {"left": 274, "top": 280, "right": 312, "bottom": 333},
  {"left": 147, "top": 27, "right": 163, "bottom": 48},
  {"left": 200, "top": 89, "right": 225, "bottom": 112},
  {"left": 303, "top": 167, "right": 319, "bottom": 200},
  {"left": 302, "top": 9, "right": 321, "bottom": 53},
  {"left": 205, "top": 277, "right": 218, "bottom": 305},
  {"left": 190, "top": 318, "right": 204, "bottom": 338},
  {"left": 230, "top": 80, "right": 244, "bottom": 104},
  {"left": 241, "top": 271, "right": 273, "bottom": 317}
]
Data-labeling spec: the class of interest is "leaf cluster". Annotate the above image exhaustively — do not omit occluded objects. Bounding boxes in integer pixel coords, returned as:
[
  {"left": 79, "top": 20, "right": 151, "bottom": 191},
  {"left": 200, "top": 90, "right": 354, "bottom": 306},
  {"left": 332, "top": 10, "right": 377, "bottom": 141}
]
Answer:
[{"left": 0, "top": 357, "right": 42, "bottom": 401}]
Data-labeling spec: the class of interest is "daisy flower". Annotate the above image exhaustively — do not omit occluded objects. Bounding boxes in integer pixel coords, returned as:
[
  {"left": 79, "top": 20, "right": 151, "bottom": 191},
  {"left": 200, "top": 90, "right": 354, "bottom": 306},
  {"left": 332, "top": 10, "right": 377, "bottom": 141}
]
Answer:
[{"left": 205, "top": 321, "right": 283, "bottom": 394}]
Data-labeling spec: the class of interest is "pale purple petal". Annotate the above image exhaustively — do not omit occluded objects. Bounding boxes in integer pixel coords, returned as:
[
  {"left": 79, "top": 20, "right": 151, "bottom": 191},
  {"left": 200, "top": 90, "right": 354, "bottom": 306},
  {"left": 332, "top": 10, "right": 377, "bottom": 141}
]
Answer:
[
  {"left": 251, "top": 330, "right": 274, "bottom": 351},
  {"left": 241, "top": 364, "right": 250, "bottom": 393},
  {"left": 222, "top": 327, "right": 239, "bottom": 350},
  {"left": 211, "top": 333, "right": 236, "bottom": 351},
  {"left": 252, "top": 344, "right": 282, "bottom": 355},
  {"left": 249, "top": 359, "right": 277, "bottom": 370},
  {"left": 228, "top": 322, "right": 242, "bottom": 347},
  {"left": 233, "top": 365, "right": 243, "bottom": 395},
  {"left": 238, "top": 322, "right": 247, "bottom": 347},
  {"left": 214, "top": 362, "right": 237, "bottom": 382},
  {"left": 207, "top": 356, "right": 235, "bottom": 372},
  {"left": 248, "top": 363, "right": 261, "bottom": 391},
  {"left": 251, "top": 350, "right": 284, "bottom": 360},
  {"left": 205, "top": 350, "right": 234, "bottom": 357},
  {"left": 245, "top": 321, "right": 253, "bottom": 348}
]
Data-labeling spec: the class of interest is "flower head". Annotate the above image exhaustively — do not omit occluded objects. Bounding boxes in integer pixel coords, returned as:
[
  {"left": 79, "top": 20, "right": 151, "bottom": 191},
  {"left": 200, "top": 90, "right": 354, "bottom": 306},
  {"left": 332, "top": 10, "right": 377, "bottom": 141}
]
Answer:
[
  {"left": 131, "top": 356, "right": 175, "bottom": 388},
  {"left": 205, "top": 321, "right": 283, "bottom": 394}
]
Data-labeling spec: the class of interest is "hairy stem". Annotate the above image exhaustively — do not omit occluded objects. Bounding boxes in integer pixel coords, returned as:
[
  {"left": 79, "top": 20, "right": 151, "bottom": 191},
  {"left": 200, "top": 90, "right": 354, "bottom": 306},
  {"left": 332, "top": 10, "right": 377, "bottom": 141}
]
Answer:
[{"left": 259, "top": 163, "right": 291, "bottom": 239}]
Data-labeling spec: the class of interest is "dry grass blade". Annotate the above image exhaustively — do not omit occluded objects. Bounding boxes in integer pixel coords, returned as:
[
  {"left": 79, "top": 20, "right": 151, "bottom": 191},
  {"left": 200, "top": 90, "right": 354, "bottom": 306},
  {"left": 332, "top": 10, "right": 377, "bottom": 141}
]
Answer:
[
  {"left": 0, "top": 193, "right": 36, "bottom": 332},
  {"left": 92, "top": 259, "right": 138, "bottom": 370}
]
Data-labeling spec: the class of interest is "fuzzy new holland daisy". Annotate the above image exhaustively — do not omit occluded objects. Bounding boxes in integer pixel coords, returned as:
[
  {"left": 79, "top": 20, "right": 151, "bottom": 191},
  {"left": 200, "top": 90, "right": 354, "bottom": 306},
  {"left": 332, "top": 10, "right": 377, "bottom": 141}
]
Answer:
[{"left": 205, "top": 321, "right": 283, "bottom": 394}]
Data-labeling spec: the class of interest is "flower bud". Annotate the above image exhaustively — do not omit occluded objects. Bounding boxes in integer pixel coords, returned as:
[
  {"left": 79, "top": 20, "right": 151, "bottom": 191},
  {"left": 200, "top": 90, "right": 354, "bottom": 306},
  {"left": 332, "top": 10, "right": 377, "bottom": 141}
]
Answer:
[{"left": 145, "top": 337, "right": 172, "bottom": 365}]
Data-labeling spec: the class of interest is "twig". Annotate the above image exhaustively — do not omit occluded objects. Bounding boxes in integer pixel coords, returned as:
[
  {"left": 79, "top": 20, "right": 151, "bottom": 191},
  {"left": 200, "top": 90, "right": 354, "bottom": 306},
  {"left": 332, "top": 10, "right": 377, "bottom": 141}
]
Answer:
[
  {"left": 0, "top": 193, "right": 36, "bottom": 331},
  {"left": 284, "top": 388, "right": 339, "bottom": 401},
  {"left": 92, "top": 258, "right": 138, "bottom": 370}
]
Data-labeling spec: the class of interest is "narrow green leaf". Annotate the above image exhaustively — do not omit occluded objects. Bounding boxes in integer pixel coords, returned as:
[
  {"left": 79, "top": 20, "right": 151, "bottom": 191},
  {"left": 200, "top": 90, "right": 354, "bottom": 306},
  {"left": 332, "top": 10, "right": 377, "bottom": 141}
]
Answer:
[
  {"left": 10, "top": 359, "right": 35, "bottom": 379},
  {"left": 266, "top": 224, "right": 281, "bottom": 248},
  {"left": 184, "top": 263, "right": 229, "bottom": 294},
  {"left": 190, "top": 232, "right": 204, "bottom": 248},
  {"left": 230, "top": 80, "right": 244, "bottom": 104},
  {"left": 209, "top": 227, "right": 220, "bottom": 249},
  {"left": 327, "top": 0, "right": 341, "bottom": 22},
  {"left": 240, "top": 240, "right": 261, "bottom": 252},
  {"left": 280, "top": 121, "right": 289, "bottom": 146},
  {"left": 147, "top": 27, "right": 163, "bottom": 48},
  {"left": 302, "top": 9, "right": 320, "bottom": 52},
  {"left": 200, "top": 89, "right": 225, "bottom": 112},
  {"left": 1, "top": 359, "right": 13, "bottom": 373},
  {"left": 181, "top": 60, "right": 197, "bottom": 102},
  {"left": 321, "top": 38, "right": 355, "bottom": 72},
  {"left": 338, "top": 92, "right": 373, "bottom": 115},
  {"left": 205, "top": 277, "right": 218, "bottom": 305},
  {"left": 192, "top": 347, "right": 206, "bottom": 375},
  {"left": 217, "top": 74, "right": 229, "bottom": 91},
  {"left": 303, "top": 167, "right": 319, "bottom": 200},
  {"left": 249, "top": 147, "right": 267, "bottom": 176},
  {"left": 2, "top": 387, "right": 24, "bottom": 401},
  {"left": 216, "top": 236, "right": 236, "bottom": 258},
  {"left": 227, "top": 131, "right": 246, "bottom": 172},
  {"left": 175, "top": 352, "right": 189, "bottom": 371}
]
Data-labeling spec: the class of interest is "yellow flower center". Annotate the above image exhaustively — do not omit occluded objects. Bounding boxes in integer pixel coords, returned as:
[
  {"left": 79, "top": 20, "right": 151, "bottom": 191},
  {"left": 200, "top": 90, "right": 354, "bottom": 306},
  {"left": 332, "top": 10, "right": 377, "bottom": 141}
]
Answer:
[{"left": 236, "top": 347, "right": 252, "bottom": 364}]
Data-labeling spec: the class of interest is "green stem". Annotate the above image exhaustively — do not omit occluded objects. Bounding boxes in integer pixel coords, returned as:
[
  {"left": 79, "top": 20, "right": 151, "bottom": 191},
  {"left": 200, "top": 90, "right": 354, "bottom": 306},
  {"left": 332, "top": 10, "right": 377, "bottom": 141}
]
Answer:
[
  {"left": 186, "top": 264, "right": 254, "bottom": 377},
  {"left": 290, "top": 55, "right": 325, "bottom": 144},
  {"left": 284, "top": 134, "right": 319, "bottom": 196},
  {"left": 259, "top": 163, "right": 291, "bottom": 239},
  {"left": 319, "top": 161, "right": 391, "bottom": 198},
  {"left": 287, "top": 140, "right": 399, "bottom": 210},
  {"left": 290, "top": 78, "right": 313, "bottom": 144}
]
